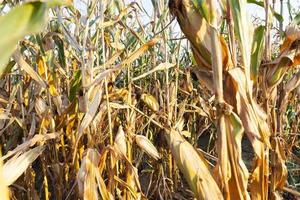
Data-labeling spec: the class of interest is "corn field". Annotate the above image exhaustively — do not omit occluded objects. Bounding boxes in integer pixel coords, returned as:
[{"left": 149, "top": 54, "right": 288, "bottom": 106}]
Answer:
[{"left": 0, "top": 0, "right": 300, "bottom": 199}]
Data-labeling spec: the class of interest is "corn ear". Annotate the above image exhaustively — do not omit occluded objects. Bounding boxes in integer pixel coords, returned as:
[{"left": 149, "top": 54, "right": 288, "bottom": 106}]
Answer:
[
  {"left": 140, "top": 93, "right": 159, "bottom": 112},
  {"left": 165, "top": 129, "right": 223, "bottom": 199},
  {"left": 114, "top": 125, "right": 127, "bottom": 158},
  {"left": 134, "top": 135, "right": 160, "bottom": 160}
]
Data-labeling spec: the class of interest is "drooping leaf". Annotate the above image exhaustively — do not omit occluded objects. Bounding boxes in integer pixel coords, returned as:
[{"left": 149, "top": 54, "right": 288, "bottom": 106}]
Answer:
[
  {"left": 169, "top": 0, "right": 233, "bottom": 72},
  {"left": 2, "top": 146, "right": 45, "bottom": 186},
  {"left": 12, "top": 49, "right": 47, "bottom": 88}
]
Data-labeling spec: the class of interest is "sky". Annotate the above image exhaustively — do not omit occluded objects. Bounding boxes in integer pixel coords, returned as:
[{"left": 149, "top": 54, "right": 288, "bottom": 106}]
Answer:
[
  {"left": 74, "top": 0, "right": 300, "bottom": 26},
  {"left": 74, "top": 0, "right": 300, "bottom": 36},
  {"left": 134, "top": 0, "right": 300, "bottom": 28}
]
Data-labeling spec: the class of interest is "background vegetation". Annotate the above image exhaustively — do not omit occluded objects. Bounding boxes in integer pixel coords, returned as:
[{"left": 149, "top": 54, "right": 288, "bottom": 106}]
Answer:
[{"left": 0, "top": 0, "right": 300, "bottom": 199}]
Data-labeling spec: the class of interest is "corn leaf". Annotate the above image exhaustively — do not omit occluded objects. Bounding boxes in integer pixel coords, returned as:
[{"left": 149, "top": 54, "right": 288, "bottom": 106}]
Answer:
[
  {"left": 2, "top": 146, "right": 45, "bottom": 186},
  {"left": 250, "top": 26, "right": 265, "bottom": 83},
  {"left": 0, "top": 2, "right": 47, "bottom": 76}
]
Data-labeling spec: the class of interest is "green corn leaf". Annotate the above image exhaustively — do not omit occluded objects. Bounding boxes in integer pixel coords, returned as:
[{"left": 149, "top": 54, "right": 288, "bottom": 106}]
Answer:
[
  {"left": 229, "top": 0, "right": 253, "bottom": 81},
  {"left": 0, "top": 2, "right": 47, "bottom": 76},
  {"left": 292, "top": 13, "right": 300, "bottom": 25},
  {"left": 191, "top": 0, "right": 211, "bottom": 22},
  {"left": 250, "top": 26, "right": 265, "bottom": 83},
  {"left": 0, "top": 1, "right": 68, "bottom": 77}
]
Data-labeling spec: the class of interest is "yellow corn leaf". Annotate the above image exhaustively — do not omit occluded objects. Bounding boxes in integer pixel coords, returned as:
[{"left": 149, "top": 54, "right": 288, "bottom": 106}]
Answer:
[
  {"left": 37, "top": 56, "right": 47, "bottom": 80},
  {"left": 48, "top": 73, "right": 59, "bottom": 97},
  {"left": 124, "top": 38, "right": 160, "bottom": 66},
  {"left": 180, "top": 130, "right": 191, "bottom": 138}
]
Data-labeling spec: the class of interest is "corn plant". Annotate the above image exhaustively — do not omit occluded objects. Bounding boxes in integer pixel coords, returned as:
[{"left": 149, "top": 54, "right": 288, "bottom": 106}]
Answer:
[{"left": 0, "top": 0, "right": 299, "bottom": 200}]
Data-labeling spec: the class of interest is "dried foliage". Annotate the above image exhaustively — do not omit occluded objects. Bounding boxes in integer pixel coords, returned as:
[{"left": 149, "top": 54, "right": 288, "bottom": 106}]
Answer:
[{"left": 0, "top": 0, "right": 300, "bottom": 200}]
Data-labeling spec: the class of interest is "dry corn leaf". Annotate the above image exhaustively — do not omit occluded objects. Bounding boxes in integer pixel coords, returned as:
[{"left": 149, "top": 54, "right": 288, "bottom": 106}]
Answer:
[
  {"left": 87, "top": 38, "right": 160, "bottom": 88},
  {"left": 169, "top": 0, "right": 232, "bottom": 71},
  {"left": 132, "top": 62, "right": 175, "bottom": 81},
  {"left": 280, "top": 25, "right": 300, "bottom": 52},
  {"left": 76, "top": 84, "right": 103, "bottom": 148},
  {"left": 95, "top": 169, "right": 113, "bottom": 200},
  {"left": 2, "top": 146, "right": 44, "bottom": 186},
  {"left": 226, "top": 67, "right": 271, "bottom": 152},
  {"left": 279, "top": 70, "right": 300, "bottom": 113},
  {"left": 35, "top": 97, "right": 47, "bottom": 116},
  {"left": 0, "top": 160, "right": 9, "bottom": 200},
  {"left": 224, "top": 113, "right": 250, "bottom": 200},
  {"left": 135, "top": 135, "right": 160, "bottom": 160},
  {"left": 265, "top": 25, "right": 300, "bottom": 91},
  {"left": 114, "top": 175, "right": 138, "bottom": 199},
  {"left": 225, "top": 68, "right": 270, "bottom": 199},
  {"left": 1, "top": 133, "right": 58, "bottom": 160},
  {"left": 270, "top": 138, "right": 287, "bottom": 199},
  {"left": 12, "top": 49, "right": 47, "bottom": 88},
  {"left": 77, "top": 148, "right": 100, "bottom": 200}
]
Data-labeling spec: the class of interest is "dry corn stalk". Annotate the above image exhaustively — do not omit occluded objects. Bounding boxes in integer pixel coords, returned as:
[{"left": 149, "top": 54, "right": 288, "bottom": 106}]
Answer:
[{"left": 169, "top": 0, "right": 275, "bottom": 199}]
